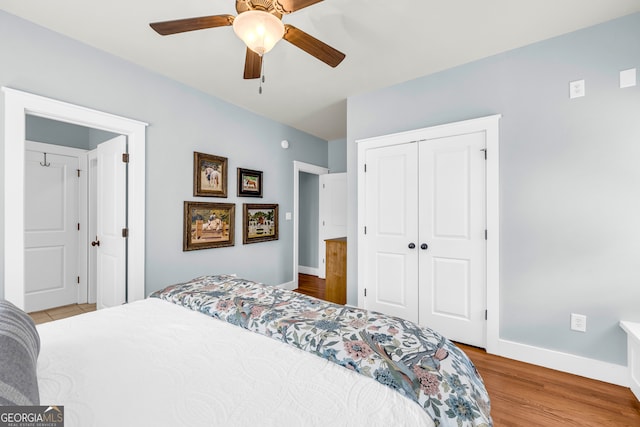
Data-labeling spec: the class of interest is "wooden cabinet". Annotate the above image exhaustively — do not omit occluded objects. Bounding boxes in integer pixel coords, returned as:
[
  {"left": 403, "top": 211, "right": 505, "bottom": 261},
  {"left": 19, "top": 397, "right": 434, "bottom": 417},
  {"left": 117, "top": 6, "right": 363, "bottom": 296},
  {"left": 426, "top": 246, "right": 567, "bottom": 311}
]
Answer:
[{"left": 325, "top": 237, "right": 346, "bottom": 304}]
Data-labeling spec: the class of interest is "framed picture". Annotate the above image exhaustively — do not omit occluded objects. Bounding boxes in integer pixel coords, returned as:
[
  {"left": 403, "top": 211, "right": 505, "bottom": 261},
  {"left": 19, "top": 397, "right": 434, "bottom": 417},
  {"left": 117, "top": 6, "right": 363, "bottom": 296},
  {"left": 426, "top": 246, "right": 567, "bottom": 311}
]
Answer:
[
  {"left": 194, "top": 152, "right": 228, "bottom": 197},
  {"left": 237, "top": 168, "right": 263, "bottom": 197},
  {"left": 243, "top": 203, "right": 278, "bottom": 244},
  {"left": 183, "top": 201, "right": 235, "bottom": 251}
]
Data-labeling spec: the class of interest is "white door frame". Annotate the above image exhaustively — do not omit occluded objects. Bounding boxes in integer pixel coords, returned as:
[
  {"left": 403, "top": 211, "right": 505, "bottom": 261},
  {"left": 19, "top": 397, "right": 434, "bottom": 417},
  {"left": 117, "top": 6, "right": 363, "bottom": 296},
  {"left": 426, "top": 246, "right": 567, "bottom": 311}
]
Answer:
[
  {"left": 356, "top": 114, "right": 501, "bottom": 353},
  {"left": 291, "top": 161, "right": 329, "bottom": 290},
  {"left": 87, "top": 150, "right": 98, "bottom": 304},
  {"left": 2, "top": 87, "right": 147, "bottom": 310}
]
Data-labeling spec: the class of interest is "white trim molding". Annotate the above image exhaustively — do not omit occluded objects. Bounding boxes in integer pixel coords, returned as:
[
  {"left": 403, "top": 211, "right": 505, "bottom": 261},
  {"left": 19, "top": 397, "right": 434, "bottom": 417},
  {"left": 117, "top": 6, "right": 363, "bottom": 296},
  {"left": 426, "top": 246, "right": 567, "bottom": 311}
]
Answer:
[
  {"left": 2, "top": 87, "right": 147, "bottom": 309},
  {"left": 298, "top": 266, "right": 320, "bottom": 277},
  {"left": 495, "top": 338, "right": 629, "bottom": 387}
]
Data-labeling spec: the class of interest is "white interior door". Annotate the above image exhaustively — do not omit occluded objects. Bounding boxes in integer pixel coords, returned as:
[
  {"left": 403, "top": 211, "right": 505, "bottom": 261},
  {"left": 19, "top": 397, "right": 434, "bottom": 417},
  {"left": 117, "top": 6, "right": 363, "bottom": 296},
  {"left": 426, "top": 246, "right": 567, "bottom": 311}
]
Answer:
[
  {"left": 363, "top": 143, "right": 419, "bottom": 322},
  {"left": 318, "top": 172, "right": 347, "bottom": 279},
  {"left": 24, "top": 148, "right": 79, "bottom": 312},
  {"left": 418, "top": 132, "right": 486, "bottom": 347},
  {"left": 87, "top": 151, "right": 98, "bottom": 304},
  {"left": 96, "top": 136, "right": 127, "bottom": 309}
]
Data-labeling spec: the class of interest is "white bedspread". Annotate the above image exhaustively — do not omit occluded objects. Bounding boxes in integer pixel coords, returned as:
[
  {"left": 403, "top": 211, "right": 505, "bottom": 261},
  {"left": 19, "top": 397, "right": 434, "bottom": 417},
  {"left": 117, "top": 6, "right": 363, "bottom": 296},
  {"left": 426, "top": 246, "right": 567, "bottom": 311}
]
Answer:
[{"left": 37, "top": 298, "right": 434, "bottom": 427}]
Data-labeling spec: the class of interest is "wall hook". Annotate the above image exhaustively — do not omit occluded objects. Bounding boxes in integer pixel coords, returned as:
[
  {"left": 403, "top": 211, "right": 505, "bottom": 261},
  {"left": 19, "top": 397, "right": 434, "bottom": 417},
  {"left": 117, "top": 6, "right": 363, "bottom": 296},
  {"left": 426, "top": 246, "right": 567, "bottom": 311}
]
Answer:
[{"left": 40, "top": 152, "right": 50, "bottom": 167}]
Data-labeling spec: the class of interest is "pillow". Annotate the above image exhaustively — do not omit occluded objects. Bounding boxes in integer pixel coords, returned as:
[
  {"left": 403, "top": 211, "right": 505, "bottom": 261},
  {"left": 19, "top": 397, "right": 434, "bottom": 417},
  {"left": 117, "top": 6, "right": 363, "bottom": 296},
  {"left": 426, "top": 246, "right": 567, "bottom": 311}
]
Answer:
[{"left": 0, "top": 299, "right": 40, "bottom": 405}]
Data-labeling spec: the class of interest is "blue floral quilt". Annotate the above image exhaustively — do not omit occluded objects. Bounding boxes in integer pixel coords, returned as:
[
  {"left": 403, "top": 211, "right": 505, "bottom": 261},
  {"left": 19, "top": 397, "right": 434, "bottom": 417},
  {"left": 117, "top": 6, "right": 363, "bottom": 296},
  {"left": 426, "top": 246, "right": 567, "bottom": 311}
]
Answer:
[{"left": 150, "top": 275, "right": 492, "bottom": 426}]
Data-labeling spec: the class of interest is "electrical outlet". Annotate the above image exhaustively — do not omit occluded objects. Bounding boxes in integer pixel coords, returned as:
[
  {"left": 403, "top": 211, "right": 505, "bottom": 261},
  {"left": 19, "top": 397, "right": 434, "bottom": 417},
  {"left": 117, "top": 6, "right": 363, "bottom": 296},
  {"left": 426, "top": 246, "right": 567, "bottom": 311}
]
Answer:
[
  {"left": 569, "top": 80, "right": 585, "bottom": 99},
  {"left": 620, "top": 68, "right": 637, "bottom": 88},
  {"left": 570, "top": 313, "right": 587, "bottom": 332}
]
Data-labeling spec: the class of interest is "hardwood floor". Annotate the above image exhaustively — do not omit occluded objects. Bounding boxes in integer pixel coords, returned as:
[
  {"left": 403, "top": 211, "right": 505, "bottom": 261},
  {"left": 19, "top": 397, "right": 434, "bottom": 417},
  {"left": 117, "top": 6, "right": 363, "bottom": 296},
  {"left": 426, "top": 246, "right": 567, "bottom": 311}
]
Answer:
[
  {"left": 295, "top": 273, "right": 326, "bottom": 300},
  {"left": 458, "top": 343, "right": 640, "bottom": 426},
  {"left": 295, "top": 273, "right": 640, "bottom": 426},
  {"left": 29, "top": 303, "right": 96, "bottom": 325}
]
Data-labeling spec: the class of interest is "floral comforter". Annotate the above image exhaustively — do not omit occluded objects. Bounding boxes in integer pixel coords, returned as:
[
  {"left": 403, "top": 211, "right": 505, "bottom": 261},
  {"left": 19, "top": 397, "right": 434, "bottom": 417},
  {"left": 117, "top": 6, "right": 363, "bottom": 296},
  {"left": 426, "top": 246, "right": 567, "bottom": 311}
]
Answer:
[{"left": 150, "top": 275, "right": 492, "bottom": 427}]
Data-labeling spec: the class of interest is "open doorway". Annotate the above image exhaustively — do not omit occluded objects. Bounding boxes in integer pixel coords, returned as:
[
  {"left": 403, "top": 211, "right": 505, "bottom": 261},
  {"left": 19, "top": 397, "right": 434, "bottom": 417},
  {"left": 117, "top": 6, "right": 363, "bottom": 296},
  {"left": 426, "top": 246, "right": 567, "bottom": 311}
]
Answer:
[
  {"left": 292, "top": 161, "right": 328, "bottom": 290},
  {"left": 2, "top": 87, "right": 147, "bottom": 310},
  {"left": 298, "top": 171, "right": 320, "bottom": 277},
  {"left": 292, "top": 161, "right": 347, "bottom": 291},
  {"left": 22, "top": 116, "right": 120, "bottom": 313}
]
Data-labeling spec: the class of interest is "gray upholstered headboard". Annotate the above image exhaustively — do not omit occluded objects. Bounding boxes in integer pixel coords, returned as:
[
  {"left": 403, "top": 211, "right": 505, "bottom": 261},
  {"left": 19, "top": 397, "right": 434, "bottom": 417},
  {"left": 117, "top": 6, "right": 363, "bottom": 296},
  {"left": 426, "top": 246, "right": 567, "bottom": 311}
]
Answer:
[{"left": 0, "top": 299, "right": 40, "bottom": 405}]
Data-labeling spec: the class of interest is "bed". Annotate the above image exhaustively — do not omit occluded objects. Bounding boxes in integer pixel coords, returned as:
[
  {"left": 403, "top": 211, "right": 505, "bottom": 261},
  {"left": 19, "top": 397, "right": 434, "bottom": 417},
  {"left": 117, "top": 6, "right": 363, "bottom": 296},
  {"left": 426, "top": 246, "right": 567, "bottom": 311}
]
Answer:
[{"left": 3, "top": 275, "right": 492, "bottom": 426}]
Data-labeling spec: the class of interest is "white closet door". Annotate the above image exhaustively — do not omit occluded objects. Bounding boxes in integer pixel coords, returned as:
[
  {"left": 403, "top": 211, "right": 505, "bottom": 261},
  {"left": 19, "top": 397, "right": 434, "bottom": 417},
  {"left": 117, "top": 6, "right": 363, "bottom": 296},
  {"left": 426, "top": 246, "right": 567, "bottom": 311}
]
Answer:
[
  {"left": 24, "top": 150, "right": 79, "bottom": 312},
  {"left": 96, "top": 136, "right": 127, "bottom": 309},
  {"left": 418, "top": 132, "right": 486, "bottom": 347},
  {"left": 363, "top": 143, "right": 419, "bottom": 323}
]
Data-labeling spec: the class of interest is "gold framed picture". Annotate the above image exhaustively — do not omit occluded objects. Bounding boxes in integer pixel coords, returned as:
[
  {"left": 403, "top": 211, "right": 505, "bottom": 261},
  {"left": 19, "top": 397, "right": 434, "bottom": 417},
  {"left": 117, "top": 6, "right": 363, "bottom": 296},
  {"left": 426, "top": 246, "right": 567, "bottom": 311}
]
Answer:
[
  {"left": 183, "top": 201, "right": 235, "bottom": 250},
  {"left": 193, "top": 152, "right": 227, "bottom": 197},
  {"left": 243, "top": 203, "right": 278, "bottom": 244}
]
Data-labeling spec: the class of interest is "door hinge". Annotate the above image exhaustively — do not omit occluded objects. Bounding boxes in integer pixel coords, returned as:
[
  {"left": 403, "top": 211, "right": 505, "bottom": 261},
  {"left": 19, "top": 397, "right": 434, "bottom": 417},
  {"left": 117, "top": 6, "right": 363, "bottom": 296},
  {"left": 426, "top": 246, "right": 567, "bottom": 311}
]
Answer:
[
  {"left": 77, "top": 223, "right": 80, "bottom": 231},
  {"left": 364, "top": 226, "right": 367, "bottom": 235},
  {"left": 77, "top": 169, "right": 81, "bottom": 177},
  {"left": 485, "top": 229, "right": 488, "bottom": 240},
  {"left": 364, "top": 288, "right": 367, "bottom": 297},
  {"left": 481, "top": 148, "right": 487, "bottom": 160},
  {"left": 485, "top": 310, "right": 488, "bottom": 320},
  {"left": 77, "top": 276, "right": 80, "bottom": 284},
  {"left": 364, "top": 164, "right": 367, "bottom": 173},
  {"left": 122, "top": 153, "right": 129, "bottom": 163},
  {"left": 122, "top": 228, "right": 129, "bottom": 238}
]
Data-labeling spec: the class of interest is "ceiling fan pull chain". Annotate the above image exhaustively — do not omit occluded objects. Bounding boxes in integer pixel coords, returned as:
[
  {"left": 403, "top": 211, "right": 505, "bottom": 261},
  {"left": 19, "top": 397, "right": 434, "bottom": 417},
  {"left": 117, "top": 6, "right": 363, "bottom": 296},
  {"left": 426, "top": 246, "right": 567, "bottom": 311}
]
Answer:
[{"left": 259, "top": 55, "right": 265, "bottom": 94}]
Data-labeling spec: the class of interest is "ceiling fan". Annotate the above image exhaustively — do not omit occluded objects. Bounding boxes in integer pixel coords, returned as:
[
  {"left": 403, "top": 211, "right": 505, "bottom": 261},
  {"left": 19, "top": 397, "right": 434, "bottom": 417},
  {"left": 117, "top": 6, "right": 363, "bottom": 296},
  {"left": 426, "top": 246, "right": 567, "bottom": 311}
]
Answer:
[{"left": 149, "top": 0, "right": 346, "bottom": 80}]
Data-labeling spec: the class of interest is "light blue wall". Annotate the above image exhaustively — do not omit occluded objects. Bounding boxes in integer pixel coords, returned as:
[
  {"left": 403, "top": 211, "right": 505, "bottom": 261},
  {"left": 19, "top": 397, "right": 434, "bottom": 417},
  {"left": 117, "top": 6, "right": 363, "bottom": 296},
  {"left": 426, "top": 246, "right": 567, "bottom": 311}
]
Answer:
[
  {"left": 25, "top": 115, "right": 119, "bottom": 150},
  {"left": 89, "top": 128, "right": 120, "bottom": 149},
  {"left": 347, "top": 13, "right": 640, "bottom": 366},
  {"left": 26, "top": 115, "right": 91, "bottom": 149},
  {"left": 0, "top": 10, "right": 328, "bottom": 297},
  {"left": 299, "top": 172, "right": 319, "bottom": 269},
  {"left": 328, "top": 138, "right": 347, "bottom": 173}
]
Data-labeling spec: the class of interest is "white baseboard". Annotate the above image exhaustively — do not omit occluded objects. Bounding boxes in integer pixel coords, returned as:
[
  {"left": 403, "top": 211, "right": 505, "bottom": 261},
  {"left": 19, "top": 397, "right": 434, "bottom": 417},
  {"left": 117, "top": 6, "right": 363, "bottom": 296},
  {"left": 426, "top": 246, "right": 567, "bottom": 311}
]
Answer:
[
  {"left": 276, "top": 280, "right": 297, "bottom": 291},
  {"left": 298, "top": 266, "right": 319, "bottom": 276},
  {"left": 492, "top": 338, "right": 628, "bottom": 387}
]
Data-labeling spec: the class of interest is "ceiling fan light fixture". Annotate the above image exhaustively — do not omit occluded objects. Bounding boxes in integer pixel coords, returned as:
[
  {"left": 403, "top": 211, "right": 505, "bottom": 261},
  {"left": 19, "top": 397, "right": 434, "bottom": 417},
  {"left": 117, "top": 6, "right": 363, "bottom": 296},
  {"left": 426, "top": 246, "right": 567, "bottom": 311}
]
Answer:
[{"left": 233, "top": 10, "right": 285, "bottom": 55}]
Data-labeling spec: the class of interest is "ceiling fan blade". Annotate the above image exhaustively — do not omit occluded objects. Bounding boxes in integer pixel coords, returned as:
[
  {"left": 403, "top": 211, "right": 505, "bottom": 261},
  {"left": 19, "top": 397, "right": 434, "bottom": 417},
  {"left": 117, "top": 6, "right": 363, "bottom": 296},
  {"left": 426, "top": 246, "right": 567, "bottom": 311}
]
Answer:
[
  {"left": 283, "top": 24, "right": 345, "bottom": 68},
  {"left": 276, "top": 0, "right": 324, "bottom": 13},
  {"left": 244, "top": 48, "right": 262, "bottom": 79},
  {"left": 150, "top": 15, "right": 234, "bottom": 36}
]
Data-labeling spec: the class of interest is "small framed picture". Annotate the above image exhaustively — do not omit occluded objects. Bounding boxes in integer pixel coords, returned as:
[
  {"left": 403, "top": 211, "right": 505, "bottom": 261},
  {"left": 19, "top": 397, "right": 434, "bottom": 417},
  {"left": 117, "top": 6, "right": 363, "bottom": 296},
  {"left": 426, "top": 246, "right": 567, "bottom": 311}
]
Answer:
[
  {"left": 183, "top": 201, "right": 235, "bottom": 250},
  {"left": 237, "top": 168, "right": 263, "bottom": 197},
  {"left": 194, "top": 152, "right": 227, "bottom": 197},
  {"left": 243, "top": 203, "right": 278, "bottom": 244}
]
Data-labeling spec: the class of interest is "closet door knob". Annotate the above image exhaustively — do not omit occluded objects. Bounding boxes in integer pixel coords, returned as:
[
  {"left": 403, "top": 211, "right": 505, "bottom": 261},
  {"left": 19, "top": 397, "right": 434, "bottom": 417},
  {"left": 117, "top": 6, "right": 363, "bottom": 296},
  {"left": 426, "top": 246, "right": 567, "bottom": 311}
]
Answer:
[
  {"left": 91, "top": 239, "right": 100, "bottom": 247},
  {"left": 421, "top": 243, "right": 428, "bottom": 250},
  {"left": 408, "top": 243, "right": 416, "bottom": 249}
]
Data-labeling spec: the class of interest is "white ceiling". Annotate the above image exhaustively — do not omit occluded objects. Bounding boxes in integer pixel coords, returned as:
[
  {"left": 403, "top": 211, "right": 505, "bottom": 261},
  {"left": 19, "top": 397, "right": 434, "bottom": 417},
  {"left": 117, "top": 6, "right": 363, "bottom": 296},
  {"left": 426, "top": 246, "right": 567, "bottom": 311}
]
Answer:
[{"left": 2, "top": 0, "right": 639, "bottom": 141}]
